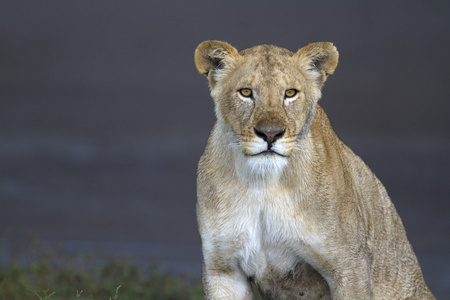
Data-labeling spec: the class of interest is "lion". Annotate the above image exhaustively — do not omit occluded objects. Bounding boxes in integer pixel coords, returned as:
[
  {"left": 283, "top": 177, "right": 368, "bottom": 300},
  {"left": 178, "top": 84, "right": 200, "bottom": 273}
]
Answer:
[{"left": 194, "top": 40, "right": 434, "bottom": 299}]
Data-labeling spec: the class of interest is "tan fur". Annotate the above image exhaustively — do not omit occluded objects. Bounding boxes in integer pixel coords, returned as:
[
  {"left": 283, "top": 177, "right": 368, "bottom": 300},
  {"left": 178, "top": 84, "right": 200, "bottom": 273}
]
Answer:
[{"left": 195, "top": 40, "right": 434, "bottom": 300}]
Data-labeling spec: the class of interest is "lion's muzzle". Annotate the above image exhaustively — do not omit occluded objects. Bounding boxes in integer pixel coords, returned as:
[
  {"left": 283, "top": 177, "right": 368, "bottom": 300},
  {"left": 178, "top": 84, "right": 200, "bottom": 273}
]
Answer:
[{"left": 253, "top": 127, "right": 286, "bottom": 150}]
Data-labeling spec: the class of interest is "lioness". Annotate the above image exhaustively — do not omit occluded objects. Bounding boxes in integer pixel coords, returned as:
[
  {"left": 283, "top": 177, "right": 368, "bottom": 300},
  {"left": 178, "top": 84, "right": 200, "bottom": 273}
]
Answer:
[{"left": 194, "top": 40, "right": 434, "bottom": 299}]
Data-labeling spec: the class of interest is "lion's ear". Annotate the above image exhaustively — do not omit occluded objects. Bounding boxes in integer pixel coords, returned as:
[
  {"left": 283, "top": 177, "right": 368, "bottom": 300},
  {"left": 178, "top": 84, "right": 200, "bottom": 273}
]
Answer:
[
  {"left": 195, "top": 40, "right": 239, "bottom": 80},
  {"left": 295, "top": 42, "right": 339, "bottom": 87}
]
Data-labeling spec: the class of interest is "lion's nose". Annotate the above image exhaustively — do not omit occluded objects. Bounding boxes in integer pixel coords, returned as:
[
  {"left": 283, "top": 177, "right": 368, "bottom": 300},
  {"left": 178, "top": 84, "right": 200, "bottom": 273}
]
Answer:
[{"left": 253, "top": 127, "right": 286, "bottom": 147}]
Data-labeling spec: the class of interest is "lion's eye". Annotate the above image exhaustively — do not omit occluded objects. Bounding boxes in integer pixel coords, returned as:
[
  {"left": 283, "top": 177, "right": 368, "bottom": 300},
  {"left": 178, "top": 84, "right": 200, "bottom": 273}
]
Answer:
[
  {"left": 285, "top": 89, "right": 297, "bottom": 98},
  {"left": 239, "top": 88, "right": 253, "bottom": 98}
]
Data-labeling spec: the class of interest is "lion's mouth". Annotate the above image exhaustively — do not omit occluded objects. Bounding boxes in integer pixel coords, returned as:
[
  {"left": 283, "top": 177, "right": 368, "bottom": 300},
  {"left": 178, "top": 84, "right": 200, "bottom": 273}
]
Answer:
[{"left": 251, "top": 150, "right": 286, "bottom": 157}]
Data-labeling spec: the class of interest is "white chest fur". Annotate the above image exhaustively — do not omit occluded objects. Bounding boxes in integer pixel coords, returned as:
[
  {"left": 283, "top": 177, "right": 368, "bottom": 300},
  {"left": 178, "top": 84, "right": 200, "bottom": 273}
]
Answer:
[{"left": 216, "top": 186, "right": 325, "bottom": 280}]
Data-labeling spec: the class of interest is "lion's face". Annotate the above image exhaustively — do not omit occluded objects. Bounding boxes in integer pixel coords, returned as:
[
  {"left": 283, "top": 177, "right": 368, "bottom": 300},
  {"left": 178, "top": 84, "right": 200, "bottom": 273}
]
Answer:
[{"left": 195, "top": 41, "right": 338, "bottom": 174}]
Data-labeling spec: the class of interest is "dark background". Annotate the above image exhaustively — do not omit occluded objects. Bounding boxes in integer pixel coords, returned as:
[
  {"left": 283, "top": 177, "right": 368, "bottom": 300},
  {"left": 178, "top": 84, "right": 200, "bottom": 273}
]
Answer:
[{"left": 1, "top": 0, "right": 449, "bottom": 297}]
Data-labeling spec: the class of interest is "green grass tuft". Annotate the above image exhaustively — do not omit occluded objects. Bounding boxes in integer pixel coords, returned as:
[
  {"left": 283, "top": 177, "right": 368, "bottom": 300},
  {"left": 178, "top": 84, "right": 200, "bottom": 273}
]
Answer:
[
  {"left": 0, "top": 257, "right": 203, "bottom": 299},
  {"left": 0, "top": 236, "right": 203, "bottom": 300}
]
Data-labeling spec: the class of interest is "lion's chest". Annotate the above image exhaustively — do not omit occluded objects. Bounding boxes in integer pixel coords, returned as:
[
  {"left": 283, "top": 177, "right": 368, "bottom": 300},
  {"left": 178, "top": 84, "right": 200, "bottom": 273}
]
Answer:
[{"left": 221, "top": 187, "right": 324, "bottom": 279}]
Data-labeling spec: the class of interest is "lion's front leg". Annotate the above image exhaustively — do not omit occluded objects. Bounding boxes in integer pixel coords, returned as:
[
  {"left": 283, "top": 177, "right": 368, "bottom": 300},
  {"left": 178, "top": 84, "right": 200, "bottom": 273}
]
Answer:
[
  {"left": 202, "top": 262, "right": 253, "bottom": 300},
  {"left": 324, "top": 256, "right": 374, "bottom": 300},
  {"left": 328, "top": 277, "right": 373, "bottom": 300}
]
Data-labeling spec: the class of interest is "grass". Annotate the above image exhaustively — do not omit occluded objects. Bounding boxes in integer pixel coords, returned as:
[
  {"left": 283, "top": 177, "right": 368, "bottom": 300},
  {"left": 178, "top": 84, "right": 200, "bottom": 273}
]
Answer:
[{"left": 0, "top": 235, "right": 203, "bottom": 300}]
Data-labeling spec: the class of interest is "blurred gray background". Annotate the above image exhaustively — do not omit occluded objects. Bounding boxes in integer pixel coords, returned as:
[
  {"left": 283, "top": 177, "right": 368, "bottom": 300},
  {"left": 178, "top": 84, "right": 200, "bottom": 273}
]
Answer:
[{"left": 1, "top": 0, "right": 449, "bottom": 297}]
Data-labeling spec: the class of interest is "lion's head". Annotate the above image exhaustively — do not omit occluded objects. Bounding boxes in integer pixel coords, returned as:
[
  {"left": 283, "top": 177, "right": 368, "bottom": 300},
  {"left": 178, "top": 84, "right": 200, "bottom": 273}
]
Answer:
[{"left": 195, "top": 41, "right": 338, "bottom": 176}]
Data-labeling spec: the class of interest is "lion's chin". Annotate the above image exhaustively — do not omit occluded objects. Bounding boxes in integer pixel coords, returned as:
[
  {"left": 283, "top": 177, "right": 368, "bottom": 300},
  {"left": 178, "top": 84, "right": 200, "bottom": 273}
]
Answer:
[{"left": 246, "top": 153, "right": 288, "bottom": 176}]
